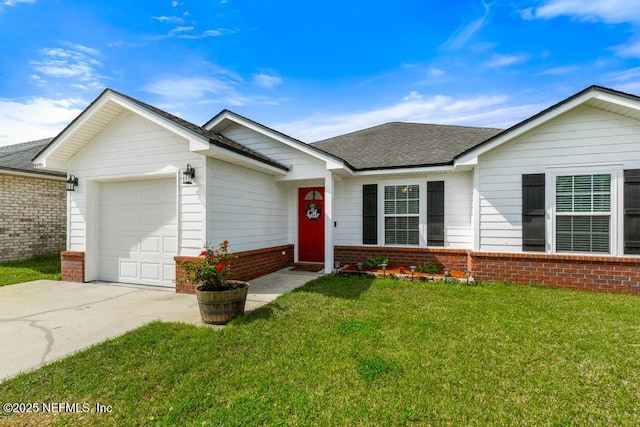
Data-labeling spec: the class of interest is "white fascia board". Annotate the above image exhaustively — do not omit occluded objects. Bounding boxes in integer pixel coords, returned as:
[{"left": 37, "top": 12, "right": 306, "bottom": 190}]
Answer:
[
  {"left": 454, "top": 89, "right": 601, "bottom": 165},
  {"left": 35, "top": 158, "right": 67, "bottom": 172},
  {"left": 209, "top": 112, "right": 348, "bottom": 168},
  {"left": 594, "top": 91, "right": 640, "bottom": 110},
  {"left": 193, "top": 144, "right": 287, "bottom": 176}
]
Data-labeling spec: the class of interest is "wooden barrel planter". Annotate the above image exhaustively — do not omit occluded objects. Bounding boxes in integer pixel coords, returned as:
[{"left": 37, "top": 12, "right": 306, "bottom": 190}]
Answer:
[{"left": 195, "top": 280, "right": 250, "bottom": 325}]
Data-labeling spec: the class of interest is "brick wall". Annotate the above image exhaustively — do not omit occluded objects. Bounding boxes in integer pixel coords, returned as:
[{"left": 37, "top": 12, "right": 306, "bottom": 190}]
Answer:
[
  {"left": 175, "top": 244, "right": 294, "bottom": 294},
  {"left": 0, "top": 174, "right": 66, "bottom": 262},
  {"left": 470, "top": 252, "right": 640, "bottom": 295},
  {"left": 334, "top": 245, "right": 469, "bottom": 271},
  {"left": 335, "top": 246, "right": 640, "bottom": 295},
  {"left": 61, "top": 251, "right": 85, "bottom": 282}
]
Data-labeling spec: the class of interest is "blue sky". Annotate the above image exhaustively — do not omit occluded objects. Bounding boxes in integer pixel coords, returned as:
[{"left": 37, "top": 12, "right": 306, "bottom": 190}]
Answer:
[{"left": 1, "top": 0, "right": 640, "bottom": 146}]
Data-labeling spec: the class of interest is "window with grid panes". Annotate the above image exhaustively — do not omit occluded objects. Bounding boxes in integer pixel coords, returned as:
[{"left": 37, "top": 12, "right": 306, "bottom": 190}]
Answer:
[
  {"left": 555, "top": 174, "right": 611, "bottom": 253},
  {"left": 384, "top": 185, "right": 419, "bottom": 245}
]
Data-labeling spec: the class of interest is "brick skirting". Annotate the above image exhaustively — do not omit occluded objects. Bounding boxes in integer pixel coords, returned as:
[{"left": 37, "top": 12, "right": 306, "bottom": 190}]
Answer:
[
  {"left": 175, "top": 244, "right": 295, "bottom": 294},
  {"left": 335, "top": 246, "right": 640, "bottom": 295},
  {"left": 469, "top": 252, "right": 640, "bottom": 295},
  {"left": 61, "top": 251, "right": 85, "bottom": 282}
]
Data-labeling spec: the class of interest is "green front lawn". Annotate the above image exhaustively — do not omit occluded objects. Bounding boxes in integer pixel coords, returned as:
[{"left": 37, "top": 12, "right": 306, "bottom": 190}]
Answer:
[
  {"left": 2, "top": 276, "right": 640, "bottom": 425},
  {"left": 0, "top": 253, "right": 61, "bottom": 286}
]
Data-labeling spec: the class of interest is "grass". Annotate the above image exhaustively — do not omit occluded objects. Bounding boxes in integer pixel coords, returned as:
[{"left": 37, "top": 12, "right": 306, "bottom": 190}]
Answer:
[
  {"left": 0, "top": 253, "right": 61, "bottom": 286},
  {"left": 2, "top": 276, "right": 640, "bottom": 425}
]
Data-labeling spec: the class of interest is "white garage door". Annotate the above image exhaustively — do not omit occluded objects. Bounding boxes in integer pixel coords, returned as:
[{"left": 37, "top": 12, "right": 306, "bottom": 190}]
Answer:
[{"left": 99, "top": 178, "right": 177, "bottom": 287}]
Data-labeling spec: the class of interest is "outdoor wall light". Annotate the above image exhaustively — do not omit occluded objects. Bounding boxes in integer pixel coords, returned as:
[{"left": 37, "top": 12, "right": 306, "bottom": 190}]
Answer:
[
  {"left": 66, "top": 174, "right": 78, "bottom": 192},
  {"left": 182, "top": 164, "right": 195, "bottom": 185}
]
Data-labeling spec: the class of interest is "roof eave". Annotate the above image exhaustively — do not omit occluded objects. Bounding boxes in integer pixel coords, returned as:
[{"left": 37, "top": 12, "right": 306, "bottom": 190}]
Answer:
[
  {"left": 0, "top": 166, "right": 66, "bottom": 179},
  {"left": 352, "top": 162, "right": 458, "bottom": 176}
]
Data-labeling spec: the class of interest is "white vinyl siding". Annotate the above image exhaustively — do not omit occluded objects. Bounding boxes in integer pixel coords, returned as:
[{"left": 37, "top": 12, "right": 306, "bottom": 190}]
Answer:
[
  {"left": 332, "top": 172, "right": 473, "bottom": 248},
  {"left": 206, "top": 157, "right": 291, "bottom": 253},
  {"left": 478, "top": 105, "right": 640, "bottom": 254},
  {"left": 220, "top": 123, "right": 328, "bottom": 181}
]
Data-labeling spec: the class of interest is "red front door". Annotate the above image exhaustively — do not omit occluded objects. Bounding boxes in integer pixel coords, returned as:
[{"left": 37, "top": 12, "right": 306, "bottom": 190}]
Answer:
[{"left": 298, "top": 187, "right": 325, "bottom": 262}]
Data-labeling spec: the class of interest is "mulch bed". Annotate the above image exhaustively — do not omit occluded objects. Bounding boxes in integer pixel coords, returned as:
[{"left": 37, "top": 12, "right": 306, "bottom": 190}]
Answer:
[{"left": 338, "top": 264, "right": 471, "bottom": 282}]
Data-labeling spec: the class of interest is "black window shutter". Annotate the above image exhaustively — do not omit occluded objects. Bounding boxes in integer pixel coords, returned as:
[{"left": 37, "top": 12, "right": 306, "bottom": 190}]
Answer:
[
  {"left": 522, "top": 174, "right": 545, "bottom": 252},
  {"left": 427, "top": 181, "right": 445, "bottom": 246},
  {"left": 624, "top": 170, "right": 640, "bottom": 254},
  {"left": 363, "top": 184, "right": 378, "bottom": 245}
]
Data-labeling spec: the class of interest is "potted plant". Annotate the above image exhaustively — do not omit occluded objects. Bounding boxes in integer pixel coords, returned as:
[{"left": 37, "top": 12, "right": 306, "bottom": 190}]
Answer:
[{"left": 180, "top": 240, "right": 249, "bottom": 325}]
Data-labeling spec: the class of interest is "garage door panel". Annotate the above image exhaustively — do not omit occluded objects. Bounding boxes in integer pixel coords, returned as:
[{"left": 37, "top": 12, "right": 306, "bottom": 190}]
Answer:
[
  {"left": 120, "top": 261, "right": 138, "bottom": 280},
  {"left": 99, "top": 178, "right": 176, "bottom": 287},
  {"left": 163, "top": 236, "right": 177, "bottom": 254},
  {"left": 141, "top": 236, "right": 160, "bottom": 253},
  {"left": 141, "top": 263, "right": 160, "bottom": 281},
  {"left": 163, "top": 264, "right": 175, "bottom": 281},
  {"left": 119, "top": 234, "right": 140, "bottom": 253}
]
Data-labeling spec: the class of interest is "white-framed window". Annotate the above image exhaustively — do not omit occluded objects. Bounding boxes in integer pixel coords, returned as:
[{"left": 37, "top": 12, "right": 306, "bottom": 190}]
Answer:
[
  {"left": 549, "top": 167, "right": 622, "bottom": 255},
  {"left": 384, "top": 184, "right": 419, "bottom": 245},
  {"left": 555, "top": 174, "right": 611, "bottom": 253}
]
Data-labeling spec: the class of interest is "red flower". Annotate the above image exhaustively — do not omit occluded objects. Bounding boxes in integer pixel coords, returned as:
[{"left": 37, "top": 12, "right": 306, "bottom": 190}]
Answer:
[
  {"left": 217, "top": 263, "right": 224, "bottom": 273},
  {"left": 199, "top": 250, "right": 208, "bottom": 257}
]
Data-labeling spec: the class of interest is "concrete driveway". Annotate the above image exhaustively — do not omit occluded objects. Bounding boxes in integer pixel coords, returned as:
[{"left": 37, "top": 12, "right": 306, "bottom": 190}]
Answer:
[{"left": 0, "top": 269, "right": 319, "bottom": 382}]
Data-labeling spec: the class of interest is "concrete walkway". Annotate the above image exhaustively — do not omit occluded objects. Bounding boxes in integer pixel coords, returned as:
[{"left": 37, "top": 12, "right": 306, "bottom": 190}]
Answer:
[{"left": 0, "top": 269, "right": 320, "bottom": 382}]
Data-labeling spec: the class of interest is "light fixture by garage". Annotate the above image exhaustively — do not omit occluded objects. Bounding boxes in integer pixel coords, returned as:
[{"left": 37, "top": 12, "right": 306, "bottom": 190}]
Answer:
[
  {"left": 66, "top": 174, "right": 78, "bottom": 191},
  {"left": 182, "top": 164, "right": 195, "bottom": 185}
]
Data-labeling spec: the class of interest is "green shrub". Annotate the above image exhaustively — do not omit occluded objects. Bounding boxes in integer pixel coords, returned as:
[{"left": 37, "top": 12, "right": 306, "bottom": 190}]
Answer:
[
  {"left": 362, "top": 255, "right": 388, "bottom": 270},
  {"left": 416, "top": 261, "right": 439, "bottom": 274}
]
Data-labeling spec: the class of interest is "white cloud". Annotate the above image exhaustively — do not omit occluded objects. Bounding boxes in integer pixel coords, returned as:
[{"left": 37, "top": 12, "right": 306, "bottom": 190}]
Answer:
[
  {"left": 441, "top": 1, "right": 491, "bottom": 51},
  {"left": 484, "top": 53, "right": 528, "bottom": 68},
  {"left": 171, "top": 1, "right": 182, "bottom": 6},
  {"left": 144, "top": 76, "right": 237, "bottom": 101},
  {"left": 0, "top": 97, "right": 85, "bottom": 146},
  {"left": 603, "top": 67, "right": 640, "bottom": 93},
  {"left": 30, "top": 44, "right": 105, "bottom": 90},
  {"left": 612, "top": 38, "right": 640, "bottom": 58},
  {"left": 428, "top": 67, "right": 446, "bottom": 77},
  {"left": 252, "top": 72, "right": 282, "bottom": 89},
  {"left": 169, "top": 25, "right": 194, "bottom": 34},
  {"left": 538, "top": 65, "right": 580, "bottom": 75},
  {"left": 526, "top": 0, "right": 640, "bottom": 24},
  {"left": 2, "top": 0, "right": 35, "bottom": 6},
  {"left": 153, "top": 15, "right": 184, "bottom": 24},
  {"left": 605, "top": 66, "right": 640, "bottom": 82},
  {"left": 275, "top": 91, "right": 544, "bottom": 142}
]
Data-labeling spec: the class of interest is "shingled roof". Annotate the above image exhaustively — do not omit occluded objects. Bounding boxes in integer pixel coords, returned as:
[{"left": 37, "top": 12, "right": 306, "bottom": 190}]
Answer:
[
  {"left": 0, "top": 138, "right": 64, "bottom": 177},
  {"left": 311, "top": 122, "right": 503, "bottom": 170}
]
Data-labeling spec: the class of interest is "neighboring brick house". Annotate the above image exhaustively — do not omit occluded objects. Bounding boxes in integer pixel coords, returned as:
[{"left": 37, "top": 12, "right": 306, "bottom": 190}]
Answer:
[{"left": 0, "top": 139, "right": 66, "bottom": 262}]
